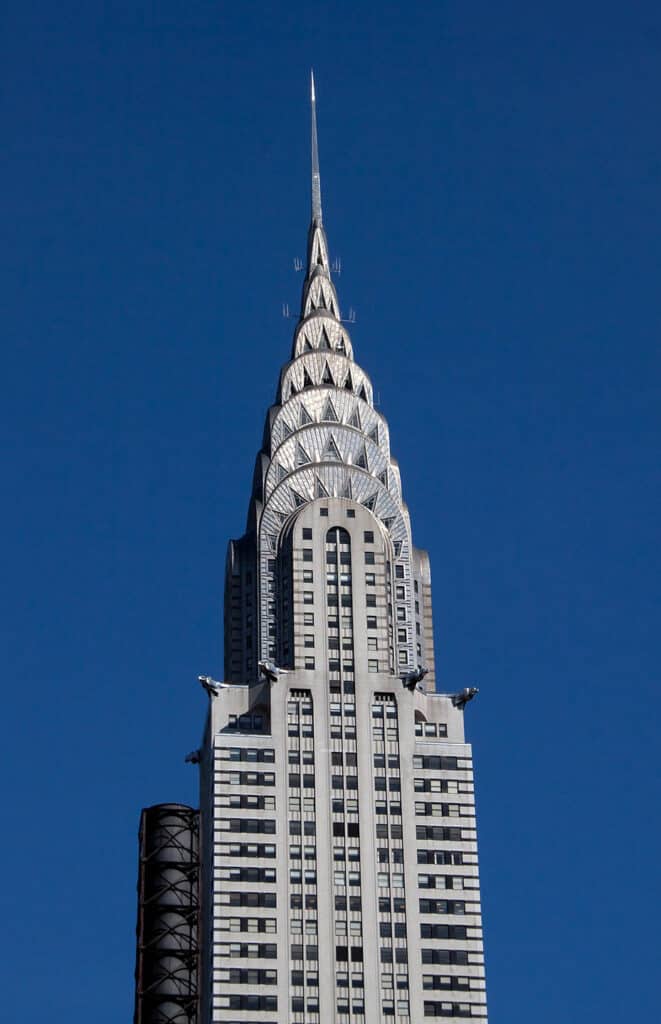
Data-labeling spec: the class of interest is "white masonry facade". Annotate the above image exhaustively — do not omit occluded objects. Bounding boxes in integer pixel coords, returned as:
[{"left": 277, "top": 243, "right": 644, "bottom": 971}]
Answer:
[{"left": 198, "top": 79, "right": 488, "bottom": 1024}]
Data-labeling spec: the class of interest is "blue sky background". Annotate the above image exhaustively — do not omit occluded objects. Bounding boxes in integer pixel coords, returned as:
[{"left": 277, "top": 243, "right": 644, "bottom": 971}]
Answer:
[{"left": 2, "top": 2, "right": 660, "bottom": 1020}]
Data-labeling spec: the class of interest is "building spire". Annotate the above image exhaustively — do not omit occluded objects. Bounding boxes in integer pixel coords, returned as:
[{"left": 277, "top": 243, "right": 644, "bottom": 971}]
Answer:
[{"left": 310, "top": 69, "right": 322, "bottom": 225}]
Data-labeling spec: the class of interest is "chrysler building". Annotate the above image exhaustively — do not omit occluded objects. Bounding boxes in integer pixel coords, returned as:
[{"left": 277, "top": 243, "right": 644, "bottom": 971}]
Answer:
[{"left": 133, "top": 76, "right": 488, "bottom": 1024}]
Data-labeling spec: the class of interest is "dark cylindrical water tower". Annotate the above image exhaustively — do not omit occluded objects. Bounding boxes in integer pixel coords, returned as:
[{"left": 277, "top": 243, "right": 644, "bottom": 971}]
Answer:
[{"left": 133, "top": 803, "right": 199, "bottom": 1024}]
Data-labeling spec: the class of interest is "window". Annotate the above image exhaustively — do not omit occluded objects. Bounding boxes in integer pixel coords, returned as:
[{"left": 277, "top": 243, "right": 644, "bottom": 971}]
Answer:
[
  {"left": 320, "top": 507, "right": 329, "bottom": 516},
  {"left": 346, "top": 509, "right": 355, "bottom": 518},
  {"left": 368, "top": 660, "right": 379, "bottom": 673},
  {"left": 395, "top": 564, "right": 405, "bottom": 578},
  {"left": 365, "top": 573, "right": 376, "bottom": 586},
  {"left": 304, "top": 612, "right": 314, "bottom": 625},
  {"left": 364, "top": 551, "right": 375, "bottom": 565},
  {"left": 303, "top": 591, "right": 313, "bottom": 604},
  {"left": 303, "top": 570, "right": 314, "bottom": 582},
  {"left": 366, "top": 594, "right": 377, "bottom": 607},
  {"left": 366, "top": 616, "right": 377, "bottom": 629},
  {"left": 304, "top": 657, "right": 315, "bottom": 670},
  {"left": 303, "top": 549, "right": 313, "bottom": 562},
  {"left": 302, "top": 527, "right": 312, "bottom": 539},
  {"left": 364, "top": 530, "right": 374, "bottom": 543}
]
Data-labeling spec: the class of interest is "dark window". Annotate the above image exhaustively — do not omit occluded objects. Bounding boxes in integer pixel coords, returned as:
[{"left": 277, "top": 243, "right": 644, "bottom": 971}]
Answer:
[
  {"left": 363, "top": 531, "right": 374, "bottom": 543},
  {"left": 303, "top": 549, "right": 313, "bottom": 562},
  {"left": 364, "top": 551, "right": 375, "bottom": 565},
  {"left": 302, "top": 527, "right": 312, "bottom": 539}
]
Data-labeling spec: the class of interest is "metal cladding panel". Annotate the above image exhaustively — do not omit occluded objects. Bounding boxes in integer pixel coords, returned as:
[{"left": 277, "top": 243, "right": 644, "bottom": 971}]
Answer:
[{"left": 134, "top": 804, "right": 200, "bottom": 1024}]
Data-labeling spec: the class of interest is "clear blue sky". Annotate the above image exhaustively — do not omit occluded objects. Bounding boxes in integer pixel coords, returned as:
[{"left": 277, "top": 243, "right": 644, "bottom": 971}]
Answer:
[{"left": 2, "top": 2, "right": 660, "bottom": 1020}]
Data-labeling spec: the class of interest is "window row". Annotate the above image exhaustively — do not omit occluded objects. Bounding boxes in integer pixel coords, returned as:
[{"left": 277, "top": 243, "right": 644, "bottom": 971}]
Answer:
[
  {"left": 415, "top": 802, "right": 470, "bottom": 818},
  {"left": 290, "top": 943, "right": 319, "bottom": 960},
  {"left": 217, "top": 917, "right": 277, "bottom": 933},
  {"left": 423, "top": 975, "right": 471, "bottom": 991},
  {"left": 415, "top": 778, "right": 464, "bottom": 793},
  {"left": 216, "top": 794, "right": 275, "bottom": 810},
  {"left": 415, "top": 722, "right": 448, "bottom": 738},
  {"left": 217, "top": 818, "right": 275, "bottom": 835},
  {"left": 218, "top": 891, "right": 276, "bottom": 908},
  {"left": 420, "top": 924, "right": 467, "bottom": 940},
  {"left": 227, "top": 713, "right": 265, "bottom": 731},
  {"left": 423, "top": 1002, "right": 475, "bottom": 1018},
  {"left": 416, "top": 826, "right": 467, "bottom": 842},
  {"left": 216, "top": 770, "right": 275, "bottom": 786},
  {"left": 217, "top": 866, "right": 275, "bottom": 883},
  {"left": 216, "top": 747, "right": 275, "bottom": 763},
  {"left": 290, "top": 869, "right": 317, "bottom": 884},
  {"left": 215, "top": 995, "right": 277, "bottom": 1011},
  {"left": 374, "top": 777, "right": 400, "bottom": 791},
  {"left": 215, "top": 967, "right": 276, "bottom": 984},
  {"left": 216, "top": 942, "right": 277, "bottom": 958},
  {"left": 379, "top": 948, "right": 409, "bottom": 963},
  {"left": 288, "top": 773, "right": 316, "bottom": 788},
  {"left": 378, "top": 922, "right": 408, "bottom": 938},
  {"left": 413, "top": 755, "right": 459, "bottom": 771},
  {"left": 289, "top": 820, "right": 316, "bottom": 835},
  {"left": 418, "top": 850, "right": 465, "bottom": 866},
  {"left": 216, "top": 843, "right": 275, "bottom": 859},
  {"left": 421, "top": 949, "right": 469, "bottom": 965},
  {"left": 290, "top": 893, "right": 318, "bottom": 908},
  {"left": 378, "top": 897, "right": 406, "bottom": 913},
  {"left": 419, "top": 899, "right": 467, "bottom": 915}
]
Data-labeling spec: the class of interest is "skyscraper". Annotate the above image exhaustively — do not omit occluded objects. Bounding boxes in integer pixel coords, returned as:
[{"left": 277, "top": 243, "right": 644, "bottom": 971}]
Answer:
[{"left": 133, "top": 76, "right": 487, "bottom": 1024}]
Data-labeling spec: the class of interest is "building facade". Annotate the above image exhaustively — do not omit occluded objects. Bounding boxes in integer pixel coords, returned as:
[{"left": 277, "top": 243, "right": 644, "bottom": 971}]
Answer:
[{"left": 134, "top": 77, "right": 487, "bottom": 1024}]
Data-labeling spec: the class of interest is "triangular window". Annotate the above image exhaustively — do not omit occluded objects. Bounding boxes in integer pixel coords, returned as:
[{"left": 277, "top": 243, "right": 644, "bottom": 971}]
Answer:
[
  {"left": 276, "top": 463, "right": 288, "bottom": 482},
  {"left": 368, "top": 425, "right": 379, "bottom": 444},
  {"left": 356, "top": 446, "right": 368, "bottom": 470},
  {"left": 321, "top": 398, "right": 339, "bottom": 422},
  {"left": 344, "top": 371, "right": 353, "bottom": 392},
  {"left": 319, "top": 328, "right": 331, "bottom": 350},
  {"left": 378, "top": 469, "right": 388, "bottom": 486},
  {"left": 299, "top": 404, "right": 313, "bottom": 426},
  {"left": 303, "top": 337, "right": 313, "bottom": 352},
  {"left": 347, "top": 407, "right": 361, "bottom": 429},
  {"left": 296, "top": 443, "right": 312, "bottom": 466},
  {"left": 321, "top": 362, "right": 335, "bottom": 386},
  {"left": 314, "top": 475, "right": 329, "bottom": 498},
  {"left": 291, "top": 489, "right": 307, "bottom": 507},
  {"left": 281, "top": 420, "right": 293, "bottom": 439},
  {"left": 303, "top": 368, "right": 314, "bottom": 389},
  {"left": 267, "top": 534, "right": 278, "bottom": 551},
  {"left": 340, "top": 477, "right": 353, "bottom": 499},
  {"left": 362, "top": 493, "right": 377, "bottom": 512},
  {"left": 358, "top": 384, "right": 368, "bottom": 401},
  {"left": 323, "top": 436, "right": 342, "bottom": 461},
  {"left": 289, "top": 382, "right": 298, "bottom": 397},
  {"left": 336, "top": 337, "right": 346, "bottom": 354},
  {"left": 393, "top": 541, "right": 403, "bottom": 557},
  {"left": 382, "top": 517, "right": 394, "bottom": 531}
]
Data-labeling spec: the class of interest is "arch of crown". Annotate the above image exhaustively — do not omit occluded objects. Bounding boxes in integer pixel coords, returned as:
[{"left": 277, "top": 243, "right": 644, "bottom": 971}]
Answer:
[{"left": 245, "top": 207, "right": 418, "bottom": 670}]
